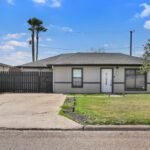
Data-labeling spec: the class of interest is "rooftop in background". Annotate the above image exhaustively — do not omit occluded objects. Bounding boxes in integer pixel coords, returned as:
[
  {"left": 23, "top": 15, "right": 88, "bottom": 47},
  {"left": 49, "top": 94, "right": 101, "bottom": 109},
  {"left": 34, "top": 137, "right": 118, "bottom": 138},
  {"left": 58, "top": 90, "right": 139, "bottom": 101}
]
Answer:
[
  {"left": 18, "top": 52, "right": 144, "bottom": 67},
  {"left": 0, "top": 63, "right": 11, "bottom": 67}
]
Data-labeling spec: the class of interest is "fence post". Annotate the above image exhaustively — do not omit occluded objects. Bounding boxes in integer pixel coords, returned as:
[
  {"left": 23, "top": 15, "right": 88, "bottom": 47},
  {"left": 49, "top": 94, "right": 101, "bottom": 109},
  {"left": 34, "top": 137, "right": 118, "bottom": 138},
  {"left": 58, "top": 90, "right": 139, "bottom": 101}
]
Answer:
[
  {"left": 38, "top": 72, "right": 40, "bottom": 93},
  {"left": 13, "top": 73, "right": 15, "bottom": 93}
]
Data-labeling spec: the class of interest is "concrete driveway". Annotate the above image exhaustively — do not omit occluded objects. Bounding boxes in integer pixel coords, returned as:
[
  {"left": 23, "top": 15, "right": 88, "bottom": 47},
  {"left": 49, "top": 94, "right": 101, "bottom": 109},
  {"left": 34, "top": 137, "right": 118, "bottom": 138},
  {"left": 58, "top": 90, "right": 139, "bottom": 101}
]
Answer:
[{"left": 0, "top": 94, "right": 81, "bottom": 129}]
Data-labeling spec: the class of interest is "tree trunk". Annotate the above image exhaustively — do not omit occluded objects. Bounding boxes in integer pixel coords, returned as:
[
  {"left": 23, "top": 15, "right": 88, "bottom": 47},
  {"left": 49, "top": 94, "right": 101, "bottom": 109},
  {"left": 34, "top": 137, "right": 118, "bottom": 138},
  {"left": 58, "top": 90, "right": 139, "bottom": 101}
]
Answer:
[
  {"left": 32, "top": 31, "right": 35, "bottom": 62},
  {"left": 36, "top": 32, "right": 39, "bottom": 61}
]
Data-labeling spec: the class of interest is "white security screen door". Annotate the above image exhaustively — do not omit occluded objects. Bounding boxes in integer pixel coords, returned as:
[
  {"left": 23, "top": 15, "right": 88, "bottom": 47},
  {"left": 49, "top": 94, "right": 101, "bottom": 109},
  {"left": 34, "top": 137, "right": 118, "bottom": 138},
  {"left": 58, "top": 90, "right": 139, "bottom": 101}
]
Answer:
[{"left": 101, "top": 69, "right": 113, "bottom": 93}]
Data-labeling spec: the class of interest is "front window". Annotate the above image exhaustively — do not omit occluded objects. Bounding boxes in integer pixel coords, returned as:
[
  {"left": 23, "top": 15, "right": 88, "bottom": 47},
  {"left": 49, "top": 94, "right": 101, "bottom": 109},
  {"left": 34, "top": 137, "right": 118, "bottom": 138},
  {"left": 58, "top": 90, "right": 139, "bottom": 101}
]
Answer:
[
  {"left": 72, "top": 68, "right": 83, "bottom": 88},
  {"left": 125, "top": 69, "right": 146, "bottom": 91}
]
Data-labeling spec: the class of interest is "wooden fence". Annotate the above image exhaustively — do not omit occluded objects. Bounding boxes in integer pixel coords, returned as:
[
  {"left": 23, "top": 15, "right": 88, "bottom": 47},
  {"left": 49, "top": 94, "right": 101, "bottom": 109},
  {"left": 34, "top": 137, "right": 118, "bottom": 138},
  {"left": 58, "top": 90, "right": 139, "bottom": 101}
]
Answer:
[{"left": 0, "top": 72, "right": 53, "bottom": 93}]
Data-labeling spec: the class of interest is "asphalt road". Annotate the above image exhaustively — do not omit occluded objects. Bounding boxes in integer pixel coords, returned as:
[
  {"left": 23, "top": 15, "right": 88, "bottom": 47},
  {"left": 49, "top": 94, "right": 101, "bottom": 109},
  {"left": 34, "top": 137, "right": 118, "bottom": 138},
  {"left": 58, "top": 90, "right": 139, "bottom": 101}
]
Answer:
[{"left": 0, "top": 130, "right": 150, "bottom": 150}]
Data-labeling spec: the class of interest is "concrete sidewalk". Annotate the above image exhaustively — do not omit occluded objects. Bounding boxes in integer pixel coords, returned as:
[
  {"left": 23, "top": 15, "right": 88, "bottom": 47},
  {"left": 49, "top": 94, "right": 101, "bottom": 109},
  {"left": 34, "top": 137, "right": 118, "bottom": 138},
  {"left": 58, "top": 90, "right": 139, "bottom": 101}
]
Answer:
[{"left": 0, "top": 94, "right": 82, "bottom": 130}]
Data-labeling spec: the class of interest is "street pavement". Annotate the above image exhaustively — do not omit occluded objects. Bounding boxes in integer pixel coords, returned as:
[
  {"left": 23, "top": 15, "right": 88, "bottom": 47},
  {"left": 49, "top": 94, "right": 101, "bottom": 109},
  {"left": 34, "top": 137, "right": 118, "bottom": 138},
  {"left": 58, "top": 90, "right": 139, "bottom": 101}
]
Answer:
[{"left": 0, "top": 130, "right": 150, "bottom": 150}]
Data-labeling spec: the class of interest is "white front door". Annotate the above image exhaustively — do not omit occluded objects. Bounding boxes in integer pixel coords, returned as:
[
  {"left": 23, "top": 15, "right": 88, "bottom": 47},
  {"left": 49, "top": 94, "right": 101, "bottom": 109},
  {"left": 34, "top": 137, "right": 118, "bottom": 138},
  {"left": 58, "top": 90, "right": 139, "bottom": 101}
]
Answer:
[{"left": 101, "top": 69, "right": 113, "bottom": 93}]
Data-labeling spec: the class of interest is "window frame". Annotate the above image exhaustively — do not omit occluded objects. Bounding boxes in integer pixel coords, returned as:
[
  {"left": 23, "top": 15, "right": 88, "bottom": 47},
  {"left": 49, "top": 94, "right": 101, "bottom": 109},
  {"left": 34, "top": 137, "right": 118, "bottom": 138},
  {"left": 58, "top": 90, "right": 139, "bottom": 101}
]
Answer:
[
  {"left": 72, "top": 68, "right": 83, "bottom": 88},
  {"left": 125, "top": 68, "right": 147, "bottom": 91}
]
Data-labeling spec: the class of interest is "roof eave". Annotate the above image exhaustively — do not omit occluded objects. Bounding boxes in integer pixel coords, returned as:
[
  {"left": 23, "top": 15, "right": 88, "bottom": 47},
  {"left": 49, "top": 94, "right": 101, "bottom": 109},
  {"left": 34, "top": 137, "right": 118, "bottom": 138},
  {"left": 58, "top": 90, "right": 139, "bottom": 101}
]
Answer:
[
  {"left": 49, "top": 64, "right": 143, "bottom": 67},
  {"left": 17, "top": 66, "right": 52, "bottom": 69}
]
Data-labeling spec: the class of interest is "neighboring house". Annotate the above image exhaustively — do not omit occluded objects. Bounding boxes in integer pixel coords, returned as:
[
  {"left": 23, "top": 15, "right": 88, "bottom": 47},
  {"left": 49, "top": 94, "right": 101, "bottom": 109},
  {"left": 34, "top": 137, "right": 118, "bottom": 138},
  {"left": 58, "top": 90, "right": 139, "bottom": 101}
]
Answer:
[
  {"left": 18, "top": 52, "right": 150, "bottom": 94},
  {"left": 0, "top": 63, "right": 11, "bottom": 71}
]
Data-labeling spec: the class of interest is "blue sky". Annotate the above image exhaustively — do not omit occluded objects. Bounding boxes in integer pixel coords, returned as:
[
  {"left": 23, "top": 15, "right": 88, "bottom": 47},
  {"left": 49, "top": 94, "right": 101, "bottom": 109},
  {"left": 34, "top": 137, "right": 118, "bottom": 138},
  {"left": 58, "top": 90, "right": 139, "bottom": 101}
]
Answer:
[{"left": 0, "top": 0, "right": 150, "bottom": 65}]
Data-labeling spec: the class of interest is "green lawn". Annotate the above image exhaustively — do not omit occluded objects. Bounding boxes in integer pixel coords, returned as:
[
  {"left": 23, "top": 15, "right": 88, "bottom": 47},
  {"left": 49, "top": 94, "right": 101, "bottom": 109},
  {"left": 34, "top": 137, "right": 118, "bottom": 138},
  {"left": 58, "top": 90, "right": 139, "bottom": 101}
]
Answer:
[{"left": 67, "top": 94, "right": 150, "bottom": 125}]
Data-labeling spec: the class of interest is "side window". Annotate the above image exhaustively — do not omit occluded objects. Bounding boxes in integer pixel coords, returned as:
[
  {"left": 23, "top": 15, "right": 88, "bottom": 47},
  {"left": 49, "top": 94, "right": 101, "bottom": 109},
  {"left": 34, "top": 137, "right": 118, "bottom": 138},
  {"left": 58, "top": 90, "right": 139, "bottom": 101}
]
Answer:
[
  {"left": 125, "top": 69, "right": 146, "bottom": 91},
  {"left": 72, "top": 68, "right": 83, "bottom": 88}
]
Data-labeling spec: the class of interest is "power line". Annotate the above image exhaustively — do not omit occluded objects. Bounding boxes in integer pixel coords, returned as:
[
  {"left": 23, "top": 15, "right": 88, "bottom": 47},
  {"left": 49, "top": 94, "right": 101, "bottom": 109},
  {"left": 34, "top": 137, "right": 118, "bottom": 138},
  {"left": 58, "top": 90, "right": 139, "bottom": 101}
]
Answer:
[
  {"left": 39, "top": 45, "right": 143, "bottom": 51},
  {"left": 47, "top": 29, "right": 146, "bottom": 36}
]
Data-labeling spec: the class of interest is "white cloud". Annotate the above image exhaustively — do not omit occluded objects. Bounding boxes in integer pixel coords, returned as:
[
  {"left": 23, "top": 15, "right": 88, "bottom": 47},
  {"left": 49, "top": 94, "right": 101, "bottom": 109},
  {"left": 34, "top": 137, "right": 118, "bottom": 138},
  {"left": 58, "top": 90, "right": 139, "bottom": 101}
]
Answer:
[
  {"left": 50, "top": 0, "right": 61, "bottom": 8},
  {"left": 48, "top": 24, "right": 73, "bottom": 33},
  {"left": 1, "top": 51, "right": 31, "bottom": 66},
  {"left": 0, "top": 40, "right": 28, "bottom": 51},
  {"left": 135, "top": 3, "right": 150, "bottom": 18},
  {"left": 140, "top": 3, "right": 150, "bottom": 17},
  {"left": 7, "top": 0, "right": 62, "bottom": 7},
  {"left": 46, "top": 38, "right": 53, "bottom": 42},
  {"left": 144, "top": 20, "right": 150, "bottom": 29},
  {"left": 61, "top": 27, "right": 73, "bottom": 33},
  {"left": 32, "top": 0, "right": 47, "bottom": 4},
  {"left": 3, "top": 33, "right": 27, "bottom": 40},
  {"left": 6, "top": 41, "right": 28, "bottom": 47},
  {"left": 32, "top": 0, "right": 61, "bottom": 7},
  {"left": 6, "top": 0, "right": 14, "bottom": 5},
  {"left": 14, "top": 51, "right": 31, "bottom": 59},
  {"left": 0, "top": 45, "right": 14, "bottom": 51}
]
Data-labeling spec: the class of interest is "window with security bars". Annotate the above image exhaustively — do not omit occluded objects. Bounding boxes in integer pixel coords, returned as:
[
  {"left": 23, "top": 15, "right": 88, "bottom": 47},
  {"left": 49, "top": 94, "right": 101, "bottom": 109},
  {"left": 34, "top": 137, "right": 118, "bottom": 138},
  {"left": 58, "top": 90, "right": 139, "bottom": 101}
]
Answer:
[
  {"left": 72, "top": 68, "right": 83, "bottom": 88},
  {"left": 125, "top": 69, "right": 146, "bottom": 91}
]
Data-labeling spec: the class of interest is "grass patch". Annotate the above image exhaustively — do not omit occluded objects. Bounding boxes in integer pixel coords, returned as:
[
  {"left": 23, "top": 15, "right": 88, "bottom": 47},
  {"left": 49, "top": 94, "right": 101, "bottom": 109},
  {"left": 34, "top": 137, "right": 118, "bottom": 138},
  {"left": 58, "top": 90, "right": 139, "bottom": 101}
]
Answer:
[{"left": 67, "top": 94, "right": 150, "bottom": 125}]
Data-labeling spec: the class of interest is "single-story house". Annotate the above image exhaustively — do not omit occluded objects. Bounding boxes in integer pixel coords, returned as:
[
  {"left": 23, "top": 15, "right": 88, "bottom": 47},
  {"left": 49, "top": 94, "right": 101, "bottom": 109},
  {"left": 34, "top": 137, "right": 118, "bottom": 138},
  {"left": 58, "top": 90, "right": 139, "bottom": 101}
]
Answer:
[
  {"left": 18, "top": 52, "right": 150, "bottom": 94},
  {"left": 0, "top": 63, "right": 11, "bottom": 71}
]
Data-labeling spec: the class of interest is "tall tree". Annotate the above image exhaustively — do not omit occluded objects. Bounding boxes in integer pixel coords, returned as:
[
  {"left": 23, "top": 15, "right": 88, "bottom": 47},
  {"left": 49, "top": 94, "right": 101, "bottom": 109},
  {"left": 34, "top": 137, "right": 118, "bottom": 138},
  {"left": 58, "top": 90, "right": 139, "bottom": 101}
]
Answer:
[
  {"left": 141, "top": 39, "right": 150, "bottom": 73},
  {"left": 27, "top": 18, "right": 47, "bottom": 62},
  {"left": 27, "top": 18, "right": 39, "bottom": 62},
  {"left": 35, "top": 24, "right": 47, "bottom": 61}
]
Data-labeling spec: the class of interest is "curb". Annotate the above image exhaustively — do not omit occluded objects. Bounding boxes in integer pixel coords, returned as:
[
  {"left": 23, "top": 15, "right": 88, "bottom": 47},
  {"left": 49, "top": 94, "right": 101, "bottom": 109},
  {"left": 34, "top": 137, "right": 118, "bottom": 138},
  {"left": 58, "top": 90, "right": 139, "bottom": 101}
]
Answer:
[
  {"left": 0, "top": 127, "right": 84, "bottom": 131},
  {"left": 0, "top": 125, "right": 150, "bottom": 131},
  {"left": 83, "top": 125, "right": 150, "bottom": 131}
]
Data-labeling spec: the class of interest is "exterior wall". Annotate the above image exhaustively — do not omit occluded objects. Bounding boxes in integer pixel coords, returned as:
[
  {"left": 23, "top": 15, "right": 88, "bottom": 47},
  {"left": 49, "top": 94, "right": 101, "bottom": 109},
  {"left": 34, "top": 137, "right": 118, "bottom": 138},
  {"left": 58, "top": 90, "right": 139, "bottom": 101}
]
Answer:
[
  {"left": 0, "top": 66, "right": 10, "bottom": 71},
  {"left": 20, "top": 67, "right": 52, "bottom": 72},
  {"left": 53, "top": 66, "right": 100, "bottom": 93},
  {"left": 53, "top": 66, "right": 150, "bottom": 94}
]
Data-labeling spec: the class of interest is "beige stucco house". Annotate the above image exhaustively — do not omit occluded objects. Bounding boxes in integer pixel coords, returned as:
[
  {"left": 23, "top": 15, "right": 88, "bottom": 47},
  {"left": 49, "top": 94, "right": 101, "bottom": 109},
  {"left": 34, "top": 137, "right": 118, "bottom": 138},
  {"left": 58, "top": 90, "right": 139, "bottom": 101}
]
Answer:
[
  {"left": 19, "top": 52, "right": 150, "bottom": 94},
  {"left": 0, "top": 63, "right": 10, "bottom": 71}
]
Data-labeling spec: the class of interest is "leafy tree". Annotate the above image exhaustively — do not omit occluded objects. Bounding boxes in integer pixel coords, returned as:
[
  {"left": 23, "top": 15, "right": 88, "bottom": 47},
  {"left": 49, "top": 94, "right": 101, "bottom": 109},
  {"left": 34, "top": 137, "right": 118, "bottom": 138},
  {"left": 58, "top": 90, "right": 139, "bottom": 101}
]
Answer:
[{"left": 141, "top": 39, "right": 150, "bottom": 73}]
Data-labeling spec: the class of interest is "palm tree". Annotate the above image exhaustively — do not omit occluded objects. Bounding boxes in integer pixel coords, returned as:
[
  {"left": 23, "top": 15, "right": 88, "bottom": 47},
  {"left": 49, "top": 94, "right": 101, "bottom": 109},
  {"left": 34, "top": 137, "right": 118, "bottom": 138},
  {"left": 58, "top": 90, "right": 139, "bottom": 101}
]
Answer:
[
  {"left": 27, "top": 18, "right": 47, "bottom": 62},
  {"left": 27, "top": 18, "right": 39, "bottom": 62},
  {"left": 35, "top": 24, "right": 47, "bottom": 61}
]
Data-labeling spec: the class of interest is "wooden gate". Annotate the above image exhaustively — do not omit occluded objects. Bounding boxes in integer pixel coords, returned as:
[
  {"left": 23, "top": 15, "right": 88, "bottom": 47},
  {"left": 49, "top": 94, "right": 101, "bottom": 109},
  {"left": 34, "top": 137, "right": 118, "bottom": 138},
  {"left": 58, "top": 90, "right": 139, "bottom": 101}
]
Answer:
[{"left": 0, "top": 72, "right": 53, "bottom": 93}]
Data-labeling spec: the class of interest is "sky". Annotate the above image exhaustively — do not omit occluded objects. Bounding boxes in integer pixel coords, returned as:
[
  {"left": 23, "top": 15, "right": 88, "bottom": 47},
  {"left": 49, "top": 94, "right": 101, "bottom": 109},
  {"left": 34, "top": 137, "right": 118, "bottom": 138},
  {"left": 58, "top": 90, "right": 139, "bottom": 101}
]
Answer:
[{"left": 0, "top": 0, "right": 150, "bottom": 65}]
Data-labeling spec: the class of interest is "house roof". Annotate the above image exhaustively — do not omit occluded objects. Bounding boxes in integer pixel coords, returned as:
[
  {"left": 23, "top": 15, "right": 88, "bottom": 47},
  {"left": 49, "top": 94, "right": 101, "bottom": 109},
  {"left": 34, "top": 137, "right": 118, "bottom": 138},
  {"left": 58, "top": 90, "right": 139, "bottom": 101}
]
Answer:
[
  {"left": 19, "top": 52, "right": 144, "bottom": 67},
  {"left": 18, "top": 54, "right": 63, "bottom": 68},
  {"left": 0, "top": 63, "right": 11, "bottom": 67}
]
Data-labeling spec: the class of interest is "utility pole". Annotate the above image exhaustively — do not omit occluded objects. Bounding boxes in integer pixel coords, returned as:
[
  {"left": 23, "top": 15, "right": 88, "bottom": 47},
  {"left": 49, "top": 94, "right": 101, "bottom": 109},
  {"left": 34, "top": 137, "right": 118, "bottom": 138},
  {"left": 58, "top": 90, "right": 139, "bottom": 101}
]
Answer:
[{"left": 130, "top": 30, "right": 135, "bottom": 56}]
